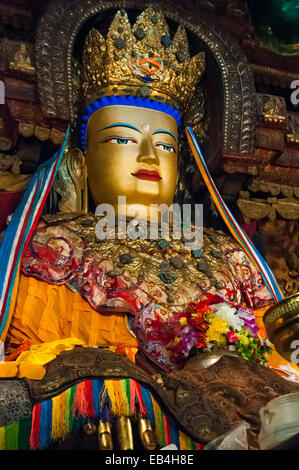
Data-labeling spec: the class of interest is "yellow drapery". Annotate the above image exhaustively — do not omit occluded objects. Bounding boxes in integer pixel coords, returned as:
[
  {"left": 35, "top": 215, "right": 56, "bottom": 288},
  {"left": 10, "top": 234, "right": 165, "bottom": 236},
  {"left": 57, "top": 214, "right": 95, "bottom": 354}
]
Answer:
[
  {"left": 8, "top": 274, "right": 138, "bottom": 349},
  {"left": 0, "top": 275, "right": 138, "bottom": 379}
]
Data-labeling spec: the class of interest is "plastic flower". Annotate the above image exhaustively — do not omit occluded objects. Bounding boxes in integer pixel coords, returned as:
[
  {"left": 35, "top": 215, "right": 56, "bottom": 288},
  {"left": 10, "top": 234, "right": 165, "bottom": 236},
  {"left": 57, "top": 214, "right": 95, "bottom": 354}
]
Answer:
[
  {"left": 189, "top": 314, "right": 208, "bottom": 331},
  {"left": 237, "top": 306, "right": 256, "bottom": 321},
  {"left": 168, "top": 327, "right": 198, "bottom": 366},
  {"left": 185, "top": 301, "right": 209, "bottom": 331},
  {"left": 196, "top": 331, "right": 207, "bottom": 349},
  {"left": 227, "top": 330, "right": 238, "bottom": 343},
  {"left": 236, "top": 328, "right": 250, "bottom": 346},
  {"left": 186, "top": 300, "right": 213, "bottom": 316},
  {"left": 213, "top": 303, "right": 244, "bottom": 331},
  {"left": 205, "top": 314, "right": 229, "bottom": 343},
  {"left": 237, "top": 306, "right": 259, "bottom": 337}
]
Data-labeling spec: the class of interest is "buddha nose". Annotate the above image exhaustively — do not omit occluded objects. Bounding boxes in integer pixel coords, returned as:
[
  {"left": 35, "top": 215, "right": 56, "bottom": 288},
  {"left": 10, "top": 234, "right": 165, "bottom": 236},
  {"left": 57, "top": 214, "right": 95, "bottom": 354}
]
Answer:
[{"left": 137, "top": 136, "right": 159, "bottom": 166}]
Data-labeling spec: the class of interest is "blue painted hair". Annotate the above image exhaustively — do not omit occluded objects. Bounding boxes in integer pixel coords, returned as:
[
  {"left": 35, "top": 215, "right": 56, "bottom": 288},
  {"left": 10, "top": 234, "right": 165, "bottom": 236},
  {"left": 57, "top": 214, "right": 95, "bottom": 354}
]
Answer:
[{"left": 80, "top": 95, "right": 181, "bottom": 153}]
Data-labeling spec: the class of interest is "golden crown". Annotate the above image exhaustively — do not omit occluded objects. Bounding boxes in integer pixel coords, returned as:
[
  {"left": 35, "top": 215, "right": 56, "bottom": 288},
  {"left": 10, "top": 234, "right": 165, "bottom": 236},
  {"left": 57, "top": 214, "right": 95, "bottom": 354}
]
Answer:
[{"left": 81, "top": 7, "right": 205, "bottom": 113}]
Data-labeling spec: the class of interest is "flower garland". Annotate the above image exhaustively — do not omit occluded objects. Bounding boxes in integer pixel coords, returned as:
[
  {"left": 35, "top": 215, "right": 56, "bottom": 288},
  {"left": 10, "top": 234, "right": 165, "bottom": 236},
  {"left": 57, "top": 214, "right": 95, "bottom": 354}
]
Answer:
[{"left": 146, "top": 293, "right": 272, "bottom": 368}]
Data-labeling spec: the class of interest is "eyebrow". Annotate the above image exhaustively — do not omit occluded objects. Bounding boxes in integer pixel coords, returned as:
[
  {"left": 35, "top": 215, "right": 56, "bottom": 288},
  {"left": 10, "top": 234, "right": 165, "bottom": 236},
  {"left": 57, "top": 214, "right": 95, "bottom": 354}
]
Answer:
[
  {"left": 152, "top": 130, "right": 177, "bottom": 142},
  {"left": 97, "top": 123, "right": 141, "bottom": 133}
]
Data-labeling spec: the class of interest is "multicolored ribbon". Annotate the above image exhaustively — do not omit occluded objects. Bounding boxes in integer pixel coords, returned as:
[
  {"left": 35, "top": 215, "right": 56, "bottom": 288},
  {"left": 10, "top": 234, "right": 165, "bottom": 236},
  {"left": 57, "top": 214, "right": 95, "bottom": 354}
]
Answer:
[
  {"left": 186, "top": 125, "right": 284, "bottom": 303},
  {"left": 0, "top": 127, "right": 70, "bottom": 341}
]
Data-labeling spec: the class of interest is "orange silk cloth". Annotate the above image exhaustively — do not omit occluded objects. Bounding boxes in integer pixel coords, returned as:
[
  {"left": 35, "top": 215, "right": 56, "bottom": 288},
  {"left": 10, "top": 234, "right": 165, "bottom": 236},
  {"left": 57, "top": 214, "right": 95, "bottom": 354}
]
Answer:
[{"left": 7, "top": 274, "right": 138, "bottom": 352}]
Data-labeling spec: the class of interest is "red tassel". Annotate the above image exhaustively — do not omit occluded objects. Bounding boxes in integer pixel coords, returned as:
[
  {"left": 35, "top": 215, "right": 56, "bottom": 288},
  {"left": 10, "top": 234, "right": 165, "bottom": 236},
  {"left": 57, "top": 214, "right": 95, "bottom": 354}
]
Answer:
[
  {"left": 129, "top": 379, "right": 138, "bottom": 415},
  {"left": 85, "top": 380, "right": 95, "bottom": 417},
  {"left": 166, "top": 417, "right": 172, "bottom": 446},
  {"left": 72, "top": 381, "right": 96, "bottom": 418},
  {"left": 195, "top": 443, "right": 204, "bottom": 450},
  {"left": 163, "top": 414, "right": 171, "bottom": 446},
  {"left": 72, "top": 381, "right": 94, "bottom": 418},
  {"left": 30, "top": 403, "right": 41, "bottom": 450},
  {"left": 135, "top": 382, "right": 148, "bottom": 418}
]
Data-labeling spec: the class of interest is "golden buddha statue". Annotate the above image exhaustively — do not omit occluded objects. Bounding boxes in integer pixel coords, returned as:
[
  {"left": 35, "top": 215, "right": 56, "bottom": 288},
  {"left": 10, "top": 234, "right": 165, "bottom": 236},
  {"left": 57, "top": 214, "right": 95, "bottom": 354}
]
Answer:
[
  {"left": 0, "top": 7, "right": 299, "bottom": 451},
  {"left": 9, "top": 44, "right": 35, "bottom": 75}
]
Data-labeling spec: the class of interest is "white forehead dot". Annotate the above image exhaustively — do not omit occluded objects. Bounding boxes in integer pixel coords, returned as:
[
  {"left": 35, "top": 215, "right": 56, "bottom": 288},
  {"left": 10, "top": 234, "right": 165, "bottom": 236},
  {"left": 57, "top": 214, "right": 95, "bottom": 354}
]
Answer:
[{"left": 142, "top": 124, "right": 150, "bottom": 132}]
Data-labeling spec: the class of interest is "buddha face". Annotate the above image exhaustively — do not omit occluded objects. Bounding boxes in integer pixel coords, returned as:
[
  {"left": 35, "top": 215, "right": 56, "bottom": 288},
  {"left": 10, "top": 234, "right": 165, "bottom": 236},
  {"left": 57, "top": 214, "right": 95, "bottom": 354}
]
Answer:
[{"left": 85, "top": 105, "right": 178, "bottom": 219}]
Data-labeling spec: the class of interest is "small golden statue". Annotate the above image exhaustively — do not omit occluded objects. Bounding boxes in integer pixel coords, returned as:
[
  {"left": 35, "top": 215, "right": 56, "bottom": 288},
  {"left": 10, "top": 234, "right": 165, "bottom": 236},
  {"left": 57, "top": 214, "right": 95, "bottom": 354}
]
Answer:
[{"left": 9, "top": 43, "right": 35, "bottom": 74}]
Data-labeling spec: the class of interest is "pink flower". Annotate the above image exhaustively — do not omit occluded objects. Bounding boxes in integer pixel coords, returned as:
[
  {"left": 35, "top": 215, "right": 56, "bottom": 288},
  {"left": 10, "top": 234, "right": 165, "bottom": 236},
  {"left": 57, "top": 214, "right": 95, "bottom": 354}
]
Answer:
[{"left": 227, "top": 330, "right": 238, "bottom": 343}]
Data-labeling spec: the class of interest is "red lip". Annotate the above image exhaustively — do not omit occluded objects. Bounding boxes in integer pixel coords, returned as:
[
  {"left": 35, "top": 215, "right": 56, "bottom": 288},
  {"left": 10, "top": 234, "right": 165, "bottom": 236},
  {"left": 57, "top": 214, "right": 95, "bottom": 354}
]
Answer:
[{"left": 131, "top": 169, "right": 162, "bottom": 181}]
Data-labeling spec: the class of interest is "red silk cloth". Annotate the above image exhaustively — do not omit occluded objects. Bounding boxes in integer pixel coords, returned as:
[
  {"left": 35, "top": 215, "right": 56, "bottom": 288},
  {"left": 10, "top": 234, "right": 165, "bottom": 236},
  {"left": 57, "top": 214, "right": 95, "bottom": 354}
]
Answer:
[{"left": 0, "top": 190, "right": 24, "bottom": 233}]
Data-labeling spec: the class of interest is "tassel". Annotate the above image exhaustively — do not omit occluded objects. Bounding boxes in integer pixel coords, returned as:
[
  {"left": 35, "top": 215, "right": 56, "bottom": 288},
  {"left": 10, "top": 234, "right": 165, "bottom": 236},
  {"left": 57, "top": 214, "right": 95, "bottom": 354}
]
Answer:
[
  {"left": 99, "top": 386, "right": 112, "bottom": 423},
  {"left": 40, "top": 400, "right": 52, "bottom": 449},
  {"left": 152, "top": 397, "right": 165, "bottom": 447},
  {"left": 18, "top": 418, "right": 32, "bottom": 450},
  {"left": 69, "top": 385, "right": 76, "bottom": 429},
  {"left": 129, "top": 380, "right": 148, "bottom": 417},
  {"left": 84, "top": 380, "right": 95, "bottom": 417},
  {"left": 30, "top": 403, "right": 41, "bottom": 450},
  {"left": 52, "top": 391, "right": 67, "bottom": 440},
  {"left": 195, "top": 442, "right": 204, "bottom": 450},
  {"left": 163, "top": 414, "right": 171, "bottom": 446},
  {"left": 0, "top": 426, "right": 4, "bottom": 450},
  {"left": 179, "top": 430, "right": 189, "bottom": 450},
  {"left": 104, "top": 380, "right": 127, "bottom": 416},
  {"left": 170, "top": 422, "right": 180, "bottom": 450},
  {"left": 72, "top": 382, "right": 90, "bottom": 418},
  {"left": 119, "top": 379, "right": 130, "bottom": 416},
  {"left": 4, "top": 422, "right": 19, "bottom": 450},
  {"left": 129, "top": 379, "right": 138, "bottom": 415},
  {"left": 140, "top": 386, "right": 155, "bottom": 428},
  {"left": 92, "top": 379, "right": 104, "bottom": 417},
  {"left": 64, "top": 388, "right": 71, "bottom": 434},
  {"left": 100, "top": 402, "right": 113, "bottom": 423},
  {"left": 125, "top": 379, "right": 131, "bottom": 414},
  {"left": 190, "top": 438, "right": 196, "bottom": 450},
  {"left": 135, "top": 382, "right": 148, "bottom": 417}
]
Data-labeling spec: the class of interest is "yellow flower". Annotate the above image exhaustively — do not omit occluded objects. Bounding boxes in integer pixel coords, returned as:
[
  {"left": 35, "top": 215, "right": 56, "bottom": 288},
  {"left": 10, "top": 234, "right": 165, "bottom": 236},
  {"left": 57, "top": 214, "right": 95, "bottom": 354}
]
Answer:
[
  {"left": 179, "top": 317, "right": 188, "bottom": 326},
  {"left": 236, "top": 330, "right": 249, "bottom": 346},
  {"left": 205, "top": 315, "right": 229, "bottom": 344},
  {"left": 174, "top": 336, "right": 181, "bottom": 343}
]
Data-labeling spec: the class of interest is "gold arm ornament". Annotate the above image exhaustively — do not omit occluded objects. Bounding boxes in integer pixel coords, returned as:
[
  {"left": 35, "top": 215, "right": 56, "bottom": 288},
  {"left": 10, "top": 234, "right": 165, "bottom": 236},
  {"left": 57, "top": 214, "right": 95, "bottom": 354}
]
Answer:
[
  {"left": 138, "top": 417, "right": 157, "bottom": 450},
  {"left": 98, "top": 420, "right": 113, "bottom": 450},
  {"left": 117, "top": 416, "right": 134, "bottom": 450}
]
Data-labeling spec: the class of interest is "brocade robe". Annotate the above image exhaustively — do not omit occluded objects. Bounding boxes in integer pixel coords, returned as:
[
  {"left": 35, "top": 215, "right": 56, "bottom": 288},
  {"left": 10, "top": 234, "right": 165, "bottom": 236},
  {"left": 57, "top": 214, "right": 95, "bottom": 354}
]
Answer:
[{"left": 6, "top": 212, "right": 276, "bottom": 371}]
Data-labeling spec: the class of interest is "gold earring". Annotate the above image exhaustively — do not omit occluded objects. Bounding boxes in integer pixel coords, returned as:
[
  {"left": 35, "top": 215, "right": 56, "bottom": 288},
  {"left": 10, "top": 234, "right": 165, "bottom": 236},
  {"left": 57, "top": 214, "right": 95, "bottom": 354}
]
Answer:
[
  {"left": 67, "top": 148, "right": 88, "bottom": 213},
  {"left": 54, "top": 147, "right": 88, "bottom": 213}
]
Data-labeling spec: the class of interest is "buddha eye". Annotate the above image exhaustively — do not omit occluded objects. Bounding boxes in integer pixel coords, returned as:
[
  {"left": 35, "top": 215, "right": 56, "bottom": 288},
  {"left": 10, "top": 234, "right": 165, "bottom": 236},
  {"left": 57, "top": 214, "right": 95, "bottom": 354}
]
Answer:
[
  {"left": 100, "top": 137, "right": 137, "bottom": 145},
  {"left": 155, "top": 143, "right": 176, "bottom": 153}
]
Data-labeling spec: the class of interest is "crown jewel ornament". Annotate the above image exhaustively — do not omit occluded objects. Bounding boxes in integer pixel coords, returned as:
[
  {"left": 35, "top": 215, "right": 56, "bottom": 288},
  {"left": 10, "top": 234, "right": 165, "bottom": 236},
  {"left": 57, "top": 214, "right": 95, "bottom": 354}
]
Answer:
[{"left": 81, "top": 7, "right": 205, "bottom": 112}]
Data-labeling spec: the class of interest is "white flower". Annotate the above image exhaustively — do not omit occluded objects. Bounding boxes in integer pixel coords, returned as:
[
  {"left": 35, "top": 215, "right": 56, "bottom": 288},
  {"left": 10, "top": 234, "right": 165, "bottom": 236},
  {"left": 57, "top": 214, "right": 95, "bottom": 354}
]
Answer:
[
  {"left": 213, "top": 303, "right": 244, "bottom": 331},
  {"left": 265, "top": 339, "right": 271, "bottom": 347}
]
